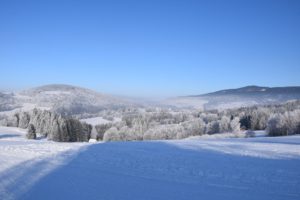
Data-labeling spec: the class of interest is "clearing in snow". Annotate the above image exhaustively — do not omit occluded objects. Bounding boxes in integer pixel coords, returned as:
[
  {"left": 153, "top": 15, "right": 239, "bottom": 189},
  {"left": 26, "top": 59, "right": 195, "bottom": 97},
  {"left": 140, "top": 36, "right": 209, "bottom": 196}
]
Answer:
[{"left": 0, "top": 126, "right": 299, "bottom": 200}]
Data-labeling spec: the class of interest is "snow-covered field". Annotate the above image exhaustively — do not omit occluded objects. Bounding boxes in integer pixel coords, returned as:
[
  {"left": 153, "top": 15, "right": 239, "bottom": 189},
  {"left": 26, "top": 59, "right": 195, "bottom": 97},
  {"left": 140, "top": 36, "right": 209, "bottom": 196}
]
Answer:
[
  {"left": 0, "top": 127, "right": 300, "bottom": 200},
  {"left": 80, "top": 117, "right": 121, "bottom": 126}
]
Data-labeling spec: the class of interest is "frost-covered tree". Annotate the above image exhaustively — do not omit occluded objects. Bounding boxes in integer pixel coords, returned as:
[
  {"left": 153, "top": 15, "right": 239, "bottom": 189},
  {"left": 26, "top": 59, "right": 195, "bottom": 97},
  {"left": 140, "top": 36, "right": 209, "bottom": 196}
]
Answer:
[
  {"left": 95, "top": 123, "right": 113, "bottom": 140},
  {"left": 143, "top": 124, "right": 184, "bottom": 140},
  {"left": 6, "top": 114, "right": 19, "bottom": 127},
  {"left": 281, "top": 110, "right": 300, "bottom": 135},
  {"left": 181, "top": 118, "right": 206, "bottom": 137},
  {"left": 267, "top": 114, "right": 286, "bottom": 136},
  {"left": 230, "top": 117, "right": 240, "bottom": 133},
  {"left": 3, "top": 109, "right": 92, "bottom": 142},
  {"left": 66, "top": 119, "right": 91, "bottom": 142},
  {"left": 206, "top": 121, "right": 220, "bottom": 134},
  {"left": 3, "top": 100, "right": 300, "bottom": 142},
  {"left": 26, "top": 124, "right": 36, "bottom": 139},
  {"left": 239, "top": 115, "right": 252, "bottom": 130},
  {"left": 219, "top": 116, "right": 230, "bottom": 133},
  {"left": 18, "top": 112, "right": 30, "bottom": 129},
  {"left": 201, "top": 113, "right": 218, "bottom": 123},
  {"left": 265, "top": 109, "right": 300, "bottom": 136}
]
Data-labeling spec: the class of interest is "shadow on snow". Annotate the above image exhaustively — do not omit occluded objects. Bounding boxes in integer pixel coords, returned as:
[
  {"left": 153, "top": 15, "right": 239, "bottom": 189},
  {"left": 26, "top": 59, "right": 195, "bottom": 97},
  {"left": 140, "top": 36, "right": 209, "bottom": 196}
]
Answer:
[{"left": 2, "top": 141, "right": 300, "bottom": 200}]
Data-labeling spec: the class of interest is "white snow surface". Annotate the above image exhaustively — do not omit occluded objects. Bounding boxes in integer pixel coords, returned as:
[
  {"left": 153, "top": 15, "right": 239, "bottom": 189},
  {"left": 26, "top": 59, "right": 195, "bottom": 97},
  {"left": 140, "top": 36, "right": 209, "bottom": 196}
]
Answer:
[
  {"left": 80, "top": 117, "right": 111, "bottom": 125},
  {"left": 0, "top": 126, "right": 300, "bottom": 200},
  {"left": 80, "top": 117, "right": 121, "bottom": 126}
]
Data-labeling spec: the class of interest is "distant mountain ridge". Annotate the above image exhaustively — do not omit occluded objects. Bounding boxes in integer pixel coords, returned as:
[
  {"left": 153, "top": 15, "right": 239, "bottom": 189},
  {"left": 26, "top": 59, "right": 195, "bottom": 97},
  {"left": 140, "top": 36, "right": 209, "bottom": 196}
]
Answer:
[
  {"left": 197, "top": 86, "right": 300, "bottom": 97},
  {"left": 1, "top": 84, "right": 300, "bottom": 115},
  {"left": 164, "top": 86, "right": 300, "bottom": 110}
]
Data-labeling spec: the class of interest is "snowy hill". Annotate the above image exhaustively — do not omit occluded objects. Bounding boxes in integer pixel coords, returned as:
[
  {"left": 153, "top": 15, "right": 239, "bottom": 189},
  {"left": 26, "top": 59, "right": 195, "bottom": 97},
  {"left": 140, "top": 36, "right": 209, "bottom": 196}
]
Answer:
[
  {"left": 0, "top": 92, "right": 17, "bottom": 112},
  {"left": 0, "top": 84, "right": 135, "bottom": 116},
  {"left": 0, "top": 126, "right": 300, "bottom": 200},
  {"left": 165, "top": 86, "right": 300, "bottom": 110},
  {"left": 2, "top": 85, "right": 300, "bottom": 116},
  {"left": 199, "top": 85, "right": 300, "bottom": 96}
]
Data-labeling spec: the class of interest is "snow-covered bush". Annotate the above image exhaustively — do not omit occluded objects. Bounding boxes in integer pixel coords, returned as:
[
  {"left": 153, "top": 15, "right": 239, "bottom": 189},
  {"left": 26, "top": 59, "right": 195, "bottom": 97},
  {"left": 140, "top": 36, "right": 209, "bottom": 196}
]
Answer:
[{"left": 103, "top": 127, "right": 121, "bottom": 141}]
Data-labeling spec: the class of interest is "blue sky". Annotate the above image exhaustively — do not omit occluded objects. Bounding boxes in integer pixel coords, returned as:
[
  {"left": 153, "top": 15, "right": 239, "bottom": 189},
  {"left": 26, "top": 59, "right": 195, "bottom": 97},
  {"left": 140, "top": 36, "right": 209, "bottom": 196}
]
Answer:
[{"left": 0, "top": 0, "right": 299, "bottom": 97}]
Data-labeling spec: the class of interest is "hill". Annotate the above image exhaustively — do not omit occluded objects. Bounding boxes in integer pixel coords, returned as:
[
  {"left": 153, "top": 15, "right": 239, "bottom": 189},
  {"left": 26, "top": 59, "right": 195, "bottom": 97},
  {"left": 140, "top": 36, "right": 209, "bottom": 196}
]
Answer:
[
  {"left": 2, "top": 85, "right": 300, "bottom": 115},
  {"left": 0, "top": 84, "right": 134, "bottom": 116},
  {"left": 165, "top": 86, "right": 300, "bottom": 110}
]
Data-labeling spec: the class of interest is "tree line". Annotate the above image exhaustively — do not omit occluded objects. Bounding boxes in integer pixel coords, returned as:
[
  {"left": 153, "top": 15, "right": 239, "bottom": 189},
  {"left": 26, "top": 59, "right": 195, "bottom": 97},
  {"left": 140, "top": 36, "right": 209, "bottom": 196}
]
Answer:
[
  {"left": 95, "top": 100, "right": 300, "bottom": 141},
  {"left": 1, "top": 100, "right": 299, "bottom": 142},
  {"left": 0, "top": 108, "right": 91, "bottom": 142}
]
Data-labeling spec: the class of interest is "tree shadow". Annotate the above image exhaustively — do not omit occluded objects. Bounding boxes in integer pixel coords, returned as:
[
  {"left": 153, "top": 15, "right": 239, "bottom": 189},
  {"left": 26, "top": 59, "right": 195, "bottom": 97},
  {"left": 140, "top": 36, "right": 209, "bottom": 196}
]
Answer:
[
  {"left": 0, "top": 148, "right": 85, "bottom": 200},
  {"left": 1, "top": 141, "right": 300, "bottom": 200},
  {"left": 0, "top": 134, "right": 21, "bottom": 139}
]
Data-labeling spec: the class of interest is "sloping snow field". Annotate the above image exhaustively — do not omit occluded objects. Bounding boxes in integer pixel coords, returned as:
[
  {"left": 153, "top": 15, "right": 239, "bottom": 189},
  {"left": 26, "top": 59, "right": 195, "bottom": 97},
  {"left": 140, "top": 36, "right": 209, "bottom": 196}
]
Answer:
[{"left": 0, "top": 126, "right": 300, "bottom": 200}]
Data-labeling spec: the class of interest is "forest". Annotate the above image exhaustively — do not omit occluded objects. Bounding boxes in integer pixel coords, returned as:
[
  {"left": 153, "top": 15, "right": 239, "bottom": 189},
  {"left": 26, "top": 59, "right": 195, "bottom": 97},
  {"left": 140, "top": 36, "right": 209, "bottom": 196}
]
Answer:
[{"left": 1, "top": 100, "right": 299, "bottom": 142}]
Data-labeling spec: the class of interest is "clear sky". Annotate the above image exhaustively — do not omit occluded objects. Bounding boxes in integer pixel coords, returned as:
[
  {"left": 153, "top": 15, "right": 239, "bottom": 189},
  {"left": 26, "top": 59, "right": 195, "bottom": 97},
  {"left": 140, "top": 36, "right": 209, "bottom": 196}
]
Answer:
[{"left": 0, "top": 0, "right": 300, "bottom": 97}]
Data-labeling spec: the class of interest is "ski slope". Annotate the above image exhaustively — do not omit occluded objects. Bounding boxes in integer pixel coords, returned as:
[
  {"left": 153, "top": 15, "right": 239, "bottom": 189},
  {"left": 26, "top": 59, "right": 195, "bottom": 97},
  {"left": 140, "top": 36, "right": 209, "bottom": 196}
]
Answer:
[{"left": 0, "top": 127, "right": 300, "bottom": 200}]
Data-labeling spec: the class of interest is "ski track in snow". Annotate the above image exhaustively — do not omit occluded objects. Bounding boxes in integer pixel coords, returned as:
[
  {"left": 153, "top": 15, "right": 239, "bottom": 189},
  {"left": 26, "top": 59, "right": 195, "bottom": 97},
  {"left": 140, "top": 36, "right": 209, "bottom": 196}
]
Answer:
[{"left": 0, "top": 126, "right": 300, "bottom": 200}]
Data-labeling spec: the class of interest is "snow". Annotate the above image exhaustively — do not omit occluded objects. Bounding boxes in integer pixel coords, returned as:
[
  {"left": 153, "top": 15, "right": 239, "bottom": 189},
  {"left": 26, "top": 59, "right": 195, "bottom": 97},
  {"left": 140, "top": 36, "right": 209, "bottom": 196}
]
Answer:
[
  {"left": 80, "top": 117, "right": 121, "bottom": 139},
  {"left": 80, "top": 117, "right": 111, "bottom": 125},
  {"left": 0, "top": 126, "right": 300, "bottom": 200},
  {"left": 0, "top": 127, "right": 88, "bottom": 200},
  {"left": 186, "top": 130, "right": 267, "bottom": 140},
  {"left": 42, "top": 91, "right": 72, "bottom": 95},
  {"left": 88, "top": 139, "right": 97, "bottom": 143},
  {"left": 80, "top": 117, "right": 122, "bottom": 126},
  {"left": 169, "top": 136, "right": 300, "bottom": 159}
]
